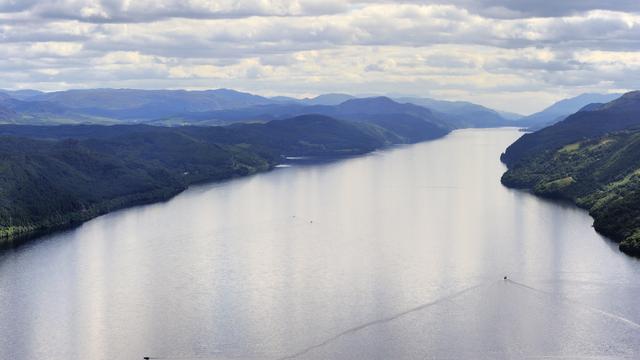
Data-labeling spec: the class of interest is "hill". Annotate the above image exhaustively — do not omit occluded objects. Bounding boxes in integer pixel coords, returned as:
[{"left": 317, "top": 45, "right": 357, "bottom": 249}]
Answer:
[
  {"left": 394, "top": 96, "right": 519, "bottom": 127},
  {"left": 0, "top": 88, "right": 519, "bottom": 130},
  {"left": 157, "top": 96, "right": 455, "bottom": 134},
  {"left": 0, "top": 103, "right": 18, "bottom": 123},
  {"left": 501, "top": 91, "right": 640, "bottom": 256},
  {"left": 167, "top": 95, "right": 516, "bottom": 129},
  {"left": 33, "top": 88, "right": 272, "bottom": 111},
  {"left": 0, "top": 114, "right": 440, "bottom": 245},
  {"left": 517, "top": 93, "right": 622, "bottom": 130},
  {"left": 502, "top": 91, "right": 640, "bottom": 166},
  {"left": 0, "top": 89, "right": 43, "bottom": 101},
  {"left": 0, "top": 130, "right": 271, "bottom": 244},
  {"left": 271, "top": 93, "right": 355, "bottom": 106},
  {"left": 27, "top": 88, "right": 274, "bottom": 121}
]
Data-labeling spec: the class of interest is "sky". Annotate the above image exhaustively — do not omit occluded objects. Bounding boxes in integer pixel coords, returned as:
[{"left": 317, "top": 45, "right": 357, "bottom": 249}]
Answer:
[{"left": 1, "top": 1, "right": 639, "bottom": 114}]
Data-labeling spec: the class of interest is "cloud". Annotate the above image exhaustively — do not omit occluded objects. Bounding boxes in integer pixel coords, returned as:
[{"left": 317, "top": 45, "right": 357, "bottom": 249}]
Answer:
[
  {"left": 356, "top": 1, "right": 640, "bottom": 19},
  {"left": 365, "top": 59, "right": 397, "bottom": 72},
  {"left": 0, "top": 1, "right": 639, "bottom": 113},
  {"left": 0, "top": 0, "right": 39, "bottom": 12},
  {"left": 0, "top": 0, "right": 348, "bottom": 23},
  {"left": 5, "top": 0, "right": 640, "bottom": 22},
  {"left": 461, "top": 0, "right": 640, "bottom": 18}
]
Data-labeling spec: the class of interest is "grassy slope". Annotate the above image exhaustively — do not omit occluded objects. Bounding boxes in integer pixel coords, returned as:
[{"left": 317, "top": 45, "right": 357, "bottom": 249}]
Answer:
[
  {"left": 501, "top": 91, "right": 640, "bottom": 256},
  {"left": 502, "top": 129, "right": 640, "bottom": 256}
]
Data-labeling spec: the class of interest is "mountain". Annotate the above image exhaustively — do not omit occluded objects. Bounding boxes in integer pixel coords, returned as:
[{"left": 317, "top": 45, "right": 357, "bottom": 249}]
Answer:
[
  {"left": 0, "top": 126, "right": 272, "bottom": 244},
  {"left": 222, "top": 114, "right": 398, "bottom": 155},
  {"left": 0, "top": 96, "right": 116, "bottom": 125},
  {"left": 335, "top": 96, "right": 417, "bottom": 114},
  {"left": 269, "top": 96, "right": 299, "bottom": 103},
  {"left": 502, "top": 91, "right": 640, "bottom": 166},
  {"left": 576, "top": 102, "right": 606, "bottom": 112},
  {"left": 0, "top": 88, "right": 521, "bottom": 131},
  {"left": 394, "top": 96, "right": 519, "bottom": 127},
  {"left": 270, "top": 93, "right": 355, "bottom": 106},
  {"left": 0, "top": 88, "right": 517, "bottom": 130},
  {"left": 0, "top": 89, "right": 356, "bottom": 124},
  {"left": 277, "top": 93, "right": 519, "bottom": 127},
  {"left": 501, "top": 91, "right": 640, "bottom": 256},
  {"left": 497, "top": 110, "right": 524, "bottom": 121},
  {"left": 331, "top": 97, "right": 466, "bottom": 130},
  {"left": 0, "top": 103, "right": 18, "bottom": 122},
  {"left": 518, "top": 93, "right": 622, "bottom": 129},
  {"left": 0, "top": 89, "right": 44, "bottom": 101},
  {"left": 271, "top": 93, "right": 519, "bottom": 127},
  {"left": 33, "top": 88, "right": 272, "bottom": 111},
  {"left": 158, "top": 96, "right": 456, "bottom": 132},
  {"left": 301, "top": 93, "right": 355, "bottom": 105},
  {"left": 301, "top": 97, "right": 453, "bottom": 141},
  {"left": 0, "top": 94, "right": 17, "bottom": 122},
  {"left": 23, "top": 88, "right": 274, "bottom": 121}
]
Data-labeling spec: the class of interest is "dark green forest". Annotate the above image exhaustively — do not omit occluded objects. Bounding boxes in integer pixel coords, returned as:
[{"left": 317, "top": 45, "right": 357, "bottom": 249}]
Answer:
[
  {"left": 502, "top": 91, "right": 640, "bottom": 256},
  {"left": 0, "top": 114, "right": 445, "bottom": 245}
]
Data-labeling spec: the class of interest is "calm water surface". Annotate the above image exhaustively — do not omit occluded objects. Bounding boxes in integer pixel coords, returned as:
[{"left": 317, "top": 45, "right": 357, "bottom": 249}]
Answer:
[{"left": 1, "top": 128, "right": 639, "bottom": 359}]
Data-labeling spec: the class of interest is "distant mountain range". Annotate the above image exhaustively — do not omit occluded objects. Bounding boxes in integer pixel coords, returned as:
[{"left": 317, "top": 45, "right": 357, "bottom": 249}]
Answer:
[
  {"left": 501, "top": 91, "right": 640, "bottom": 257},
  {"left": 1, "top": 87, "right": 628, "bottom": 134},
  {"left": 0, "top": 89, "right": 44, "bottom": 101},
  {"left": 517, "top": 93, "right": 622, "bottom": 130},
  {"left": 393, "top": 96, "right": 521, "bottom": 128},
  {"left": 0, "top": 88, "right": 523, "bottom": 129},
  {"left": 502, "top": 92, "right": 640, "bottom": 166}
]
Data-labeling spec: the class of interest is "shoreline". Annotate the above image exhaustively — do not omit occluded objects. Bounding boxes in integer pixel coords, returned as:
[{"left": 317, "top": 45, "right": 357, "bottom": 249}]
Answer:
[
  {"left": 3, "top": 128, "right": 553, "bottom": 254},
  {"left": 0, "top": 132, "right": 452, "bottom": 253},
  {"left": 0, "top": 165, "right": 278, "bottom": 252},
  {"left": 500, "top": 176, "right": 640, "bottom": 258},
  {"left": 0, "top": 186, "right": 186, "bottom": 252}
]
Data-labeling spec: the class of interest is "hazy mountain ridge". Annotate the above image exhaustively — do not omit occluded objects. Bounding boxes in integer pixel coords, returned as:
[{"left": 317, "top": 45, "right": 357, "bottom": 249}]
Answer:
[
  {"left": 32, "top": 88, "right": 273, "bottom": 111},
  {"left": 517, "top": 93, "right": 622, "bottom": 130},
  {"left": 394, "top": 96, "right": 521, "bottom": 127},
  {"left": 502, "top": 91, "right": 640, "bottom": 166},
  {"left": 271, "top": 93, "right": 355, "bottom": 106},
  {"left": 2, "top": 87, "right": 626, "bottom": 139},
  {"left": 501, "top": 91, "right": 640, "bottom": 256},
  {"left": 152, "top": 96, "right": 462, "bottom": 133},
  {"left": 0, "top": 89, "right": 44, "bottom": 101},
  {"left": 0, "top": 88, "right": 517, "bottom": 129}
]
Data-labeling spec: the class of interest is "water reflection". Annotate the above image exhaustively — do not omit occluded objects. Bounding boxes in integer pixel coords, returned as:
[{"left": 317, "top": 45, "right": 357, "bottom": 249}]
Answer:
[{"left": 1, "top": 128, "right": 639, "bottom": 360}]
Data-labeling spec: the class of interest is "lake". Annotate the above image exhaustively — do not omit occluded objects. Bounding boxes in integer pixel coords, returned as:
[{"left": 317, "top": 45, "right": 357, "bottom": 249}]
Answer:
[{"left": 1, "top": 128, "right": 639, "bottom": 359}]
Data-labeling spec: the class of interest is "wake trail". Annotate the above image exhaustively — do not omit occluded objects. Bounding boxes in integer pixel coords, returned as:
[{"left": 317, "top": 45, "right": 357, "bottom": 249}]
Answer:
[
  {"left": 505, "top": 279, "right": 640, "bottom": 330},
  {"left": 151, "top": 278, "right": 640, "bottom": 360},
  {"left": 276, "top": 281, "right": 496, "bottom": 360}
]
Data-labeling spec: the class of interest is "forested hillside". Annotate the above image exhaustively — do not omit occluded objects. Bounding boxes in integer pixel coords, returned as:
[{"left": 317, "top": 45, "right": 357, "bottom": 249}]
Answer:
[
  {"left": 502, "top": 91, "right": 640, "bottom": 256},
  {"left": 0, "top": 114, "right": 444, "bottom": 245}
]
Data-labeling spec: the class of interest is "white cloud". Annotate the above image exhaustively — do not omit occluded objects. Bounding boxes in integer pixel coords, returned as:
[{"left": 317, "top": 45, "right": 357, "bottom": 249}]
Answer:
[{"left": 0, "top": 1, "right": 639, "bottom": 113}]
